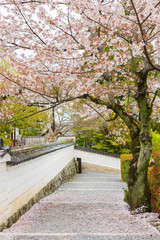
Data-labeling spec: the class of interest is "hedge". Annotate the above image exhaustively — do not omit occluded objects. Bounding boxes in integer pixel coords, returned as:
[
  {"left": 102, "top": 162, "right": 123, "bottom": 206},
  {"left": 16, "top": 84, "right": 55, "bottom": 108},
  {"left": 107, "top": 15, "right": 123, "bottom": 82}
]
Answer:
[
  {"left": 120, "top": 154, "right": 132, "bottom": 182},
  {"left": 148, "top": 150, "right": 160, "bottom": 213}
]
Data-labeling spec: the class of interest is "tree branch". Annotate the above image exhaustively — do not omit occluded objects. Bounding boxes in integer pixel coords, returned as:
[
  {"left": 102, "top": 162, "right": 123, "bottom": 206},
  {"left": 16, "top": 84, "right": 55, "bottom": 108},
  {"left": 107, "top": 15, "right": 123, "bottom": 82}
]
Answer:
[
  {"left": 144, "top": 46, "right": 160, "bottom": 71},
  {"left": 141, "top": 2, "right": 160, "bottom": 25},
  {"left": 130, "top": 0, "right": 145, "bottom": 39},
  {"left": 130, "top": 0, "right": 160, "bottom": 71},
  {"left": 0, "top": 1, "right": 45, "bottom": 5},
  {"left": 83, "top": 12, "right": 132, "bottom": 44},
  {"left": 13, "top": 0, "right": 46, "bottom": 45},
  {"left": 147, "top": 30, "right": 160, "bottom": 41},
  {"left": 0, "top": 38, "right": 31, "bottom": 50},
  {"left": 1, "top": 106, "right": 53, "bottom": 125},
  {"left": 85, "top": 94, "right": 140, "bottom": 132},
  {"left": 0, "top": 73, "right": 55, "bottom": 101},
  {"left": 82, "top": 100, "right": 118, "bottom": 123},
  {"left": 0, "top": 93, "right": 89, "bottom": 124},
  {"left": 53, "top": 23, "right": 84, "bottom": 49},
  {"left": 150, "top": 89, "right": 158, "bottom": 110}
]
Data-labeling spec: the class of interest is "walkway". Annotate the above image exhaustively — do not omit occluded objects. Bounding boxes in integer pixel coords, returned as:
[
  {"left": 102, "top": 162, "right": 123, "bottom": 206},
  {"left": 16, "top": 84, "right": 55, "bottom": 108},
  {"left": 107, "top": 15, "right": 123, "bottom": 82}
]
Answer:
[{"left": 1, "top": 170, "right": 160, "bottom": 240}]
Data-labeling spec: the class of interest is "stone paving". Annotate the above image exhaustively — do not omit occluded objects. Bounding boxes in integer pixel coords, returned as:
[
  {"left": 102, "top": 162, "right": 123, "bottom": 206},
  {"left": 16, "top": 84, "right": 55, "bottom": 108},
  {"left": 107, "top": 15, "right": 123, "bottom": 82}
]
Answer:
[{"left": 1, "top": 170, "right": 160, "bottom": 240}]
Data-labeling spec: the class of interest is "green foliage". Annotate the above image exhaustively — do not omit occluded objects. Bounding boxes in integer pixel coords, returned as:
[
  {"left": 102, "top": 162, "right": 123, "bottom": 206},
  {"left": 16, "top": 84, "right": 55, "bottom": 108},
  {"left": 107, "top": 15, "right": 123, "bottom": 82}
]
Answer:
[
  {"left": 9, "top": 105, "right": 50, "bottom": 136},
  {"left": 0, "top": 135, "right": 12, "bottom": 146},
  {"left": 76, "top": 130, "right": 123, "bottom": 154},
  {"left": 74, "top": 114, "right": 131, "bottom": 154},
  {"left": 151, "top": 119, "right": 160, "bottom": 134},
  {"left": 91, "top": 140, "right": 120, "bottom": 153},
  {"left": 76, "top": 136, "right": 86, "bottom": 147},
  {"left": 90, "top": 131, "right": 119, "bottom": 152},
  {"left": 0, "top": 123, "right": 12, "bottom": 145},
  {"left": 148, "top": 150, "right": 160, "bottom": 213},
  {"left": 120, "top": 154, "right": 132, "bottom": 182},
  {"left": 104, "top": 45, "right": 113, "bottom": 53},
  {"left": 0, "top": 102, "right": 52, "bottom": 144},
  {"left": 121, "top": 151, "right": 160, "bottom": 213},
  {"left": 123, "top": 188, "right": 130, "bottom": 204},
  {"left": 120, "top": 148, "right": 131, "bottom": 154},
  {"left": 152, "top": 131, "right": 160, "bottom": 151}
]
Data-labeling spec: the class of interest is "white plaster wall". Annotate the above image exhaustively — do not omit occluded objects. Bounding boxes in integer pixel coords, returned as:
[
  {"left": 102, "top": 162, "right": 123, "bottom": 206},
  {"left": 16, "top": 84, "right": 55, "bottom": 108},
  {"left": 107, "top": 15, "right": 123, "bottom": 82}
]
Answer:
[
  {"left": 75, "top": 149, "right": 120, "bottom": 172},
  {"left": 0, "top": 145, "right": 74, "bottom": 226},
  {"left": 0, "top": 162, "right": 9, "bottom": 225},
  {"left": 0, "top": 145, "right": 120, "bottom": 227},
  {"left": 58, "top": 136, "right": 76, "bottom": 143},
  {"left": 23, "top": 136, "right": 46, "bottom": 146}
]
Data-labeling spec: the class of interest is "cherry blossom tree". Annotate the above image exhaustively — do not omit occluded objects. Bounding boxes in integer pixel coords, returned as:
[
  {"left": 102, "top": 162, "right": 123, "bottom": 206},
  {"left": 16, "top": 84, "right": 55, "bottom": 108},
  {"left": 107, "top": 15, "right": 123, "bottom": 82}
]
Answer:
[{"left": 0, "top": 0, "right": 160, "bottom": 210}]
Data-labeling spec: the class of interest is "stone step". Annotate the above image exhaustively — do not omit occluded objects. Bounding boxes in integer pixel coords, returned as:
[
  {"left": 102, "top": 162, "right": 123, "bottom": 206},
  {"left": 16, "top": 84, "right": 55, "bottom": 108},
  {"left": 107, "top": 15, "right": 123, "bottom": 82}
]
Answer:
[
  {"left": 2, "top": 170, "right": 160, "bottom": 240},
  {"left": 0, "top": 233, "right": 160, "bottom": 240}
]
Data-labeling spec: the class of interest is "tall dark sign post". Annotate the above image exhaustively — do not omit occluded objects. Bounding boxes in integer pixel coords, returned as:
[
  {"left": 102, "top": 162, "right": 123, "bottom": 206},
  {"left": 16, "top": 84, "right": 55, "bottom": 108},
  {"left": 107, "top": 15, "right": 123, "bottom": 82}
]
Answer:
[{"left": 77, "top": 158, "right": 82, "bottom": 174}]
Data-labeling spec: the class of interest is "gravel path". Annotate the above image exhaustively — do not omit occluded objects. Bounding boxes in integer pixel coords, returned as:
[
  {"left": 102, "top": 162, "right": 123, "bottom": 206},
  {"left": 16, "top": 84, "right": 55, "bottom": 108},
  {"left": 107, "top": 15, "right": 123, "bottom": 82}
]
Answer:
[{"left": 1, "top": 170, "right": 160, "bottom": 240}]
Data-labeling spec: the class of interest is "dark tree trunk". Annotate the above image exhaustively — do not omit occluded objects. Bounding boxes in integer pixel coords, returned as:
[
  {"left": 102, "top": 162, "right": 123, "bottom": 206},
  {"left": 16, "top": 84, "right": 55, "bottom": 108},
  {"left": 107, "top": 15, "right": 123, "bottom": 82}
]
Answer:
[
  {"left": 107, "top": 82, "right": 152, "bottom": 210},
  {"left": 128, "top": 74, "right": 152, "bottom": 211},
  {"left": 128, "top": 123, "right": 152, "bottom": 210},
  {"left": 51, "top": 107, "right": 55, "bottom": 133},
  {"left": 87, "top": 72, "right": 153, "bottom": 210}
]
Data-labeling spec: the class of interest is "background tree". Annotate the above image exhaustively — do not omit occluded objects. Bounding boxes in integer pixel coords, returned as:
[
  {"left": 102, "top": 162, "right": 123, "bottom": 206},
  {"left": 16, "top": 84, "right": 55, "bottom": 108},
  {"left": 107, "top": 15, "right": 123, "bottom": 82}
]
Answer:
[
  {"left": 0, "top": 100, "right": 51, "bottom": 144},
  {"left": 0, "top": 0, "right": 160, "bottom": 210},
  {"left": 72, "top": 107, "right": 131, "bottom": 153}
]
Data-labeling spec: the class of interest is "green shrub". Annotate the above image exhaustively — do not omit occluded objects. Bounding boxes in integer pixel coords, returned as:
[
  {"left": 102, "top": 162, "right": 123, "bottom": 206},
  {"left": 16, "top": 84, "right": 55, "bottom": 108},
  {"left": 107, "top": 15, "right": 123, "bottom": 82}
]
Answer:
[
  {"left": 148, "top": 150, "right": 160, "bottom": 213},
  {"left": 120, "top": 148, "right": 131, "bottom": 154},
  {"left": 0, "top": 136, "right": 12, "bottom": 146},
  {"left": 121, "top": 151, "right": 160, "bottom": 213},
  {"left": 120, "top": 154, "right": 132, "bottom": 182},
  {"left": 123, "top": 188, "right": 130, "bottom": 204},
  {"left": 152, "top": 131, "right": 160, "bottom": 151}
]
